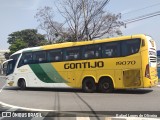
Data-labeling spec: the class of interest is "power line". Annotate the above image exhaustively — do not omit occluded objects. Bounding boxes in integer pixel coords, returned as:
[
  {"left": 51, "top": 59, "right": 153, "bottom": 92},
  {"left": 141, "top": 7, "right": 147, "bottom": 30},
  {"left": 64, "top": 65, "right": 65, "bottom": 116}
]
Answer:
[
  {"left": 89, "top": 0, "right": 110, "bottom": 21},
  {"left": 124, "top": 11, "right": 160, "bottom": 24},
  {"left": 125, "top": 13, "right": 160, "bottom": 24},
  {"left": 122, "top": 2, "right": 160, "bottom": 15}
]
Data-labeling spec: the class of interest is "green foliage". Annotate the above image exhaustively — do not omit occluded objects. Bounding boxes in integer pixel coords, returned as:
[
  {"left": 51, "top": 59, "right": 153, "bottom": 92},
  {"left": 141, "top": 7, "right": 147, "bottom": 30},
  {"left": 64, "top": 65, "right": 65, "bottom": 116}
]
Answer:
[
  {"left": 7, "top": 29, "right": 47, "bottom": 57},
  {"left": 9, "top": 39, "right": 27, "bottom": 54}
]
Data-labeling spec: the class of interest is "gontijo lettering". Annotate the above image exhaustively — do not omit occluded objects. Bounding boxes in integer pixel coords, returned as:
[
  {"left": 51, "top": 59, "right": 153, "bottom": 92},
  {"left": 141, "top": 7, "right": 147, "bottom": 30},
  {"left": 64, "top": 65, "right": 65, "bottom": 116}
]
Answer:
[{"left": 64, "top": 61, "right": 104, "bottom": 69}]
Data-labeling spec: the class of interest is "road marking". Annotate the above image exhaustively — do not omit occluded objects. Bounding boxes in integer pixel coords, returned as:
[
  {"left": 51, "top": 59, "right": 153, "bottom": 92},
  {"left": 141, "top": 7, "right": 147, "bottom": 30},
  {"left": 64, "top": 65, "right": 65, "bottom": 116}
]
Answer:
[
  {"left": 0, "top": 77, "right": 55, "bottom": 113},
  {"left": 6, "top": 108, "right": 18, "bottom": 111},
  {"left": 0, "top": 83, "right": 6, "bottom": 93},
  {"left": 0, "top": 101, "right": 55, "bottom": 112},
  {"left": 76, "top": 117, "right": 90, "bottom": 120}
]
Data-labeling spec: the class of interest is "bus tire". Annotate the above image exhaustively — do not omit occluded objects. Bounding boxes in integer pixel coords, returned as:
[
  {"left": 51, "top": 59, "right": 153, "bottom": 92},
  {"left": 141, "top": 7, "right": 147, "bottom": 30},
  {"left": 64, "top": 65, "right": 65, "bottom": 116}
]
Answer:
[
  {"left": 82, "top": 77, "right": 96, "bottom": 93},
  {"left": 98, "top": 77, "right": 114, "bottom": 93},
  {"left": 18, "top": 79, "right": 26, "bottom": 90}
]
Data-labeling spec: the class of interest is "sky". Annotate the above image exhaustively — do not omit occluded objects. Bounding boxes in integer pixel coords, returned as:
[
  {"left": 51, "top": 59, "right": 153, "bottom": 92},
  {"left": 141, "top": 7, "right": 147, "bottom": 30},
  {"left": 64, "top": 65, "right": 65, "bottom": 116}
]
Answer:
[{"left": 0, "top": 0, "right": 160, "bottom": 50}]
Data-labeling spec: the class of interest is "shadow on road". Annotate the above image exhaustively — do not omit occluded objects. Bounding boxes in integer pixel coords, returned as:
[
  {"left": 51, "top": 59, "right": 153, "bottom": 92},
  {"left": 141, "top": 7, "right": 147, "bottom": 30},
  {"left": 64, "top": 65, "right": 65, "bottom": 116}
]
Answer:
[
  {"left": 113, "top": 89, "right": 153, "bottom": 94},
  {"left": 3, "top": 87, "right": 153, "bottom": 94},
  {"left": 3, "top": 87, "right": 83, "bottom": 93}
]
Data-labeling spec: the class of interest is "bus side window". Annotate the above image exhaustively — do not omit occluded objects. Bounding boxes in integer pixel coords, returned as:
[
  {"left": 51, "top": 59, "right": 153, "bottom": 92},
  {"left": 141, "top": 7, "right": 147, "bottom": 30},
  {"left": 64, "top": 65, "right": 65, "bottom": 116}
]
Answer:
[
  {"left": 33, "top": 51, "right": 46, "bottom": 63},
  {"left": 82, "top": 44, "right": 101, "bottom": 59},
  {"left": 102, "top": 42, "right": 120, "bottom": 58},
  {"left": 64, "top": 47, "right": 81, "bottom": 61},
  {"left": 121, "top": 39, "right": 140, "bottom": 56},
  {"left": 83, "top": 45, "right": 95, "bottom": 59},
  {"left": 47, "top": 49, "right": 62, "bottom": 62},
  {"left": 95, "top": 45, "right": 101, "bottom": 58}
]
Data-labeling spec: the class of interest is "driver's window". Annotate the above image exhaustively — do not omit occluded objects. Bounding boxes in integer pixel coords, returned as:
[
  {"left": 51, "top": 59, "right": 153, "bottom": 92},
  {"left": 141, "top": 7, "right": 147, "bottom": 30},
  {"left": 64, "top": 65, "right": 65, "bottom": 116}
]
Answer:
[{"left": 18, "top": 52, "right": 32, "bottom": 67}]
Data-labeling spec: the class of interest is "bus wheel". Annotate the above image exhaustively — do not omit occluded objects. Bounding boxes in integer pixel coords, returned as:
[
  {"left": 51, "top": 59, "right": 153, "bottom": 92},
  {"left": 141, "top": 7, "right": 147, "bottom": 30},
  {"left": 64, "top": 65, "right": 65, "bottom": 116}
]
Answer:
[
  {"left": 82, "top": 78, "right": 96, "bottom": 93},
  {"left": 98, "top": 78, "right": 114, "bottom": 93},
  {"left": 18, "top": 79, "right": 26, "bottom": 90}
]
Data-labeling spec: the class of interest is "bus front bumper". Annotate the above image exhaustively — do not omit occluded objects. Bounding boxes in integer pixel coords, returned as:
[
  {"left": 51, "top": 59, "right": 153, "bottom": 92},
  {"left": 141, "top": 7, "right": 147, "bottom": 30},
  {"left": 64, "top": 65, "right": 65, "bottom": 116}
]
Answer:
[
  {"left": 7, "top": 81, "right": 14, "bottom": 86},
  {"left": 149, "top": 78, "right": 158, "bottom": 87}
]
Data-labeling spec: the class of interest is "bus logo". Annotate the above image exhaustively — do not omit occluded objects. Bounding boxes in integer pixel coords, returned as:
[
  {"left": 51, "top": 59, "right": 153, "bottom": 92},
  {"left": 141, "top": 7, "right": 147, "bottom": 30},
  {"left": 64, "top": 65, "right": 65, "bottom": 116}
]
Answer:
[
  {"left": 150, "top": 40, "right": 154, "bottom": 47},
  {"left": 64, "top": 61, "right": 104, "bottom": 69}
]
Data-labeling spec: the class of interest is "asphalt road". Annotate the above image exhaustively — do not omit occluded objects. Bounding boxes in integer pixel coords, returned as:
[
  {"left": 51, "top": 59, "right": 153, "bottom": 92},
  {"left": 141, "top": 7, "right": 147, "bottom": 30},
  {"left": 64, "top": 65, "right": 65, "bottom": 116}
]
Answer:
[
  {"left": 0, "top": 76, "right": 160, "bottom": 119},
  {"left": 0, "top": 76, "right": 6, "bottom": 90},
  {"left": 0, "top": 84, "right": 160, "bottom": 111}
]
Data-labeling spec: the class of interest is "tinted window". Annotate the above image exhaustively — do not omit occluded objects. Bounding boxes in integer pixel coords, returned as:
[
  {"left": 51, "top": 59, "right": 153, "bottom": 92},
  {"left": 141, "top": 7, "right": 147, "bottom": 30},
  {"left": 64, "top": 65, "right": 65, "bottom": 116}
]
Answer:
[
  {"left": 48, "top": 49, "right": 62, "bottom": 62},
  {"left": 64, "top": 47, "right": 81, "bottom": 61},
  {"left": 82, "top": 45, "right": 101, "bottom": 59},
  {"left": 6, "top": 60, "right": 15, "bottom": 75},
  {"left": 18, "top": 52, "right": 32, "bottom": 67},
  {"left": 10, "top": 53, "right": 21, "bottom": 68},
  {"left": 102, "top": 42, "right": 120, "bottom": 58},
  {"left": 10, "top": 53, "right": 20, "bottom": 61},
  {"left": 33, "top": 51, "right": 46, "bottom": 63},
  {"left": 121, "top": 39, "right": 141, "bottom": 56}
]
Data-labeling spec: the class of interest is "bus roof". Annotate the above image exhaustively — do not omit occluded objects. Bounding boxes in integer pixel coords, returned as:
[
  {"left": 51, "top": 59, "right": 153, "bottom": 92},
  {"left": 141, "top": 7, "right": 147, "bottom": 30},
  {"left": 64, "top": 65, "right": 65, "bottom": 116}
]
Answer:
[
  {"left": 11, "top": 34, "right": 147, "bottom": 56},
  {"left": 11, "top": 47, "right": 40, "bottom": 56},
  {"left": 42, "top": 34, "right": 147, "bottom": 50}
]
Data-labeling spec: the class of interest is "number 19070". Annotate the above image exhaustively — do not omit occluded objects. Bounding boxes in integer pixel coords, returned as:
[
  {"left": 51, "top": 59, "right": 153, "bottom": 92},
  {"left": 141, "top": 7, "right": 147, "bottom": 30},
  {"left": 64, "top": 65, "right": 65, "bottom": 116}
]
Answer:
[{"left": 116, "top": 61, "right": 136, "bottom": 65}]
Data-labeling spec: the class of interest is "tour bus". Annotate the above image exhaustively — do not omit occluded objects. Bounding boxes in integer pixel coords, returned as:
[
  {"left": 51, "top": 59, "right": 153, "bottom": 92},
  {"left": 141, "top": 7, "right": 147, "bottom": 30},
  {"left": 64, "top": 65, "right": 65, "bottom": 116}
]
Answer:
[{"left": 2, "top": 34, "right": 158, "bottom": 93}]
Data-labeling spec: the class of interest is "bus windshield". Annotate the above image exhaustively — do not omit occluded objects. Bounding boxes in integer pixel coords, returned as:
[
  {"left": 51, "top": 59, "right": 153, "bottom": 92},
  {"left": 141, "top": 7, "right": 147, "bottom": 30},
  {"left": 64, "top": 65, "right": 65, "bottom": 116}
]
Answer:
[
  {"left": 6, "top": 59, "right": 15, "bottom": 75},
  {"left": 3, "top": 53, "right": 21, "bottom": 75}
]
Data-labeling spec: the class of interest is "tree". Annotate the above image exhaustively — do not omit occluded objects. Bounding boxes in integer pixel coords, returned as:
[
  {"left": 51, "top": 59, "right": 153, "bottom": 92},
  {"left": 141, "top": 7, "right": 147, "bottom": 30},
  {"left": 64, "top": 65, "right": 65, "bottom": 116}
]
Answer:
[
  {"left": 9, "top": 39, "right": 27, "bottom": 54},
  {"left": 35, "top": 7, "right": 65, "bottom": 44},
  {"left": 5, "top": 29, "right": 47, "bottom": 57},
  {"left": 35, "top": 0, "right": 124, "bottom": 42}
]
